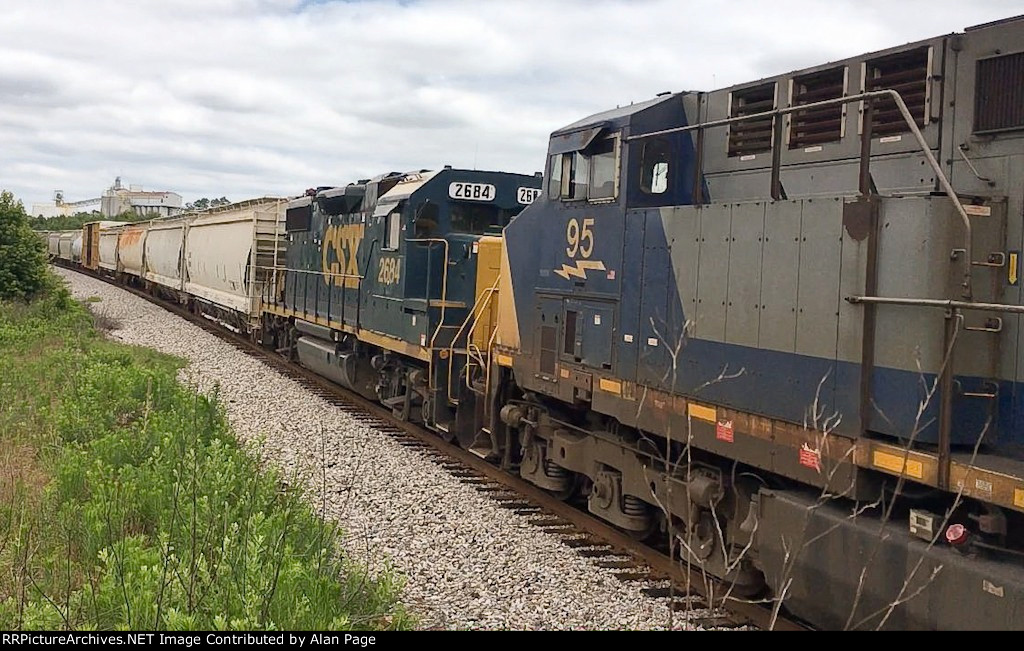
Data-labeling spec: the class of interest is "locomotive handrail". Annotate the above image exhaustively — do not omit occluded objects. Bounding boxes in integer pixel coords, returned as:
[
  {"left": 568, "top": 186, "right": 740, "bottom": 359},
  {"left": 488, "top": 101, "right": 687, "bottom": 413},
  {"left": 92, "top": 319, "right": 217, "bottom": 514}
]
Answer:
[
  {"left": 847, "top": 295, "right": 1024, "bottom": 314},
  {"left": 253, "top": 265, "right": 365, "bottom": 282},
  {"left": 406, "top": 238, "right": 452, "bottom": 351},
  {"left": 626, "top": 88, "right": 975, "bottom": 300},
  {"left": 446, "top": 282, "right": 500, "bottom": 401},
  {"left": 407, "top": 238, "right": 451, "bottom": 395},
  {"left": 254, "top": 264, "right": 366, "bottom": 331},
  {"left": 465, "top": 284, "right": 499, "bottom": 368}
]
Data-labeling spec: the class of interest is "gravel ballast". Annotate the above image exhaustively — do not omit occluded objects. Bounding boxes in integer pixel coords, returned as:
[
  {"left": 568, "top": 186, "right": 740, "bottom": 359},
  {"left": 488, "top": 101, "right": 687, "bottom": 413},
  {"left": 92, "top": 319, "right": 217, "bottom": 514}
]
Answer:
[{"left": 56, "top": 267, "right": 723, "bottom": 630}]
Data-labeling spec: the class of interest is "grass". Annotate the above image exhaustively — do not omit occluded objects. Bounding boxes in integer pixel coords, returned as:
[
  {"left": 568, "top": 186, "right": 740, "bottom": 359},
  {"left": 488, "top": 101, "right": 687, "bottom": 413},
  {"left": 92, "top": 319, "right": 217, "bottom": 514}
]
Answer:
[{"left": 0, "top": 282, "right": 412, "bottom": 631}]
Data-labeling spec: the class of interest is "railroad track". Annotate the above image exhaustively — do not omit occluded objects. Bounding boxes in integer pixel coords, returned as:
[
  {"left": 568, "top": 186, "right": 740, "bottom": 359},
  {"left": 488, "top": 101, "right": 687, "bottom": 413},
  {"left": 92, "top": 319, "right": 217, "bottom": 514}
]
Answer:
[{"left": 63, "top": 263, "right": 807, "bottom": 631}]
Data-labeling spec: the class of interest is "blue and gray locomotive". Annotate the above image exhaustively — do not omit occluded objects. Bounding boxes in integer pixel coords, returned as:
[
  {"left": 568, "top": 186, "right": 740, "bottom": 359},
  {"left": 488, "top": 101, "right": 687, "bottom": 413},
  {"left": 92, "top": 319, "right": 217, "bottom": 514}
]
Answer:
[{"left": 485, "top": 16, "right": 1024, "bottom": 629}]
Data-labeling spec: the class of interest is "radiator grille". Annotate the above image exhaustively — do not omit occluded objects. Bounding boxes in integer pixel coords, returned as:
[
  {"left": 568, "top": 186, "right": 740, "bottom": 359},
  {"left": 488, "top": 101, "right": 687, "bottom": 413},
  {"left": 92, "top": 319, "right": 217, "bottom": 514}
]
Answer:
[
  {"left": 790, "top": 67, "right": 846, "bottom": 148},
  {"left": 864, "top": 47, "right": 930, "bottom": 136},
  {"left": 728, "top": 83, "right": 776, "bottom": 157},
  {"left": 975, "top": 52, "right": 1024, "bottom": 133},
  {"left": 285, "top": 204, "right": 312, "bottom": 232},
  {"left": 540, "top": 325, "right": 557, "bottom": 376}
]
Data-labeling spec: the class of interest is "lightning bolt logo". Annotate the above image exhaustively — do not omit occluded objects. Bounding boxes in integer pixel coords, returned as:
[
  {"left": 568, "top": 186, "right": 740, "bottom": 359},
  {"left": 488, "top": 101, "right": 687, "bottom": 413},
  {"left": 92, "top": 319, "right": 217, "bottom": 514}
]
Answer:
[{"left": 554, "top": 259, "right": 606, "bottom": 280}]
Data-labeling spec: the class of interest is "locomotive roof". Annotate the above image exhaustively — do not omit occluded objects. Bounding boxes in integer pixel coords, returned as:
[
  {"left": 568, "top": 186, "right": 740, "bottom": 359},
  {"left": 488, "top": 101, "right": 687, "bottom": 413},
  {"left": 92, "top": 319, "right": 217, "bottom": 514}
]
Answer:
[
  {"left": 553, "top": 94, "right": 677, "bottom": 135},
  {"left": 371, "top": 170, "right": 442, "bottom": 215}
]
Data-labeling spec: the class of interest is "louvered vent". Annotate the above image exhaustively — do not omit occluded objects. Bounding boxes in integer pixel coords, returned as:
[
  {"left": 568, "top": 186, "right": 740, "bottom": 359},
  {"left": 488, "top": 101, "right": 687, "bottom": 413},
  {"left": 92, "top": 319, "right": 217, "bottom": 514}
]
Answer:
[
  {"left": 539, "top": 326, "right": 557, "bottom": 376},
  {"left": 728, "top": 83, "right": 776, "bottom": 157},
  {"left": 790, "top": 67, "right": 846, "bottom": 148},
  {"left": 285, "top": 204, "right": 312, "bottom": 232},
  {"left": 864, "top": 47, "right": 930, "bottom": 136},
  {"left": 975, "top": 52, "right": 1024, "bottom": 133}
]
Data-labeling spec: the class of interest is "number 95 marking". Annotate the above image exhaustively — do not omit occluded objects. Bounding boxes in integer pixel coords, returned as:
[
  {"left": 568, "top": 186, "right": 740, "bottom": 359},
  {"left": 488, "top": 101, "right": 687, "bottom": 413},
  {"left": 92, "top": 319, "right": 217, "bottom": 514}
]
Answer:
[{"left": 565, "top": 218, "right": 595, "bottom": 258}]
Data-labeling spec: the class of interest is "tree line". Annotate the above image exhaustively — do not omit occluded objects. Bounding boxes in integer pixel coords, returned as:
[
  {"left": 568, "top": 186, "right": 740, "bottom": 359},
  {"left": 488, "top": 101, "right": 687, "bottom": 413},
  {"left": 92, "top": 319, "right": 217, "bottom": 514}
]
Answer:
[{"left": 29, "top": 197, "right": 232, "bottom": 232}]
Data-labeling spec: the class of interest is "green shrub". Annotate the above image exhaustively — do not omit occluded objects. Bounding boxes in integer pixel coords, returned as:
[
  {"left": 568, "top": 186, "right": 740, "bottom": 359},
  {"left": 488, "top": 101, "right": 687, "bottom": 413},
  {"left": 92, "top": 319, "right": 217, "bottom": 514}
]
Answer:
[{"left": 0, "top": 190, "right": 51, "bottom": 301}]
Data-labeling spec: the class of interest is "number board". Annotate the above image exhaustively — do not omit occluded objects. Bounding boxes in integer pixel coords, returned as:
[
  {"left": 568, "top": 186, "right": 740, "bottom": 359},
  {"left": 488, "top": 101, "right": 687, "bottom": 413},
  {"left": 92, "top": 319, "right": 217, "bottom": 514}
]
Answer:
[
  {"left": 449, "top": 182, "right": 495, "bottom": 201},
  {"left": 517, "top": 187, "right": 542, "bottom": 205}
]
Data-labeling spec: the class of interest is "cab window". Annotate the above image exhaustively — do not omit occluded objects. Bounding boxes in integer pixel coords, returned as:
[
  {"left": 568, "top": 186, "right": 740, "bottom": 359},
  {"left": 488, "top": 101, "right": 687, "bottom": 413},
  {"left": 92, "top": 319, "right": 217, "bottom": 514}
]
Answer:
[
  {"left": 588, "top": 136, "right": 618, "bottom": 201},
  {"left": 384, "top": 210, "right": 401, "bottom": 250},
  {"left": 548, "top": 133, "right": 619, "bottom": 202},
  {"left": 450, "top": 204, "right": 517, "bottom": 235},
  {"left": 548, "top": 152, "right": 588, "bottom": 200},
  {"left": 640, "top": 138, "right": 671, "bottom": 195}
]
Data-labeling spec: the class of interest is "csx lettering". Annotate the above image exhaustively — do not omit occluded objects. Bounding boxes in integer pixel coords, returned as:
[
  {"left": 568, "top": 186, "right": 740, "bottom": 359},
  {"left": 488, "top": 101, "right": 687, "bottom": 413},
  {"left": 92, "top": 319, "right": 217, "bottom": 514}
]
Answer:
[
  {"left": 565, "top": 217, "right": 595, "bottom": 259},
  {"left": 377, "top": 257, "right": 401, "bottom": 286},
  {"left": 322, "top": 223, "right": 364, "bottom": 288}
]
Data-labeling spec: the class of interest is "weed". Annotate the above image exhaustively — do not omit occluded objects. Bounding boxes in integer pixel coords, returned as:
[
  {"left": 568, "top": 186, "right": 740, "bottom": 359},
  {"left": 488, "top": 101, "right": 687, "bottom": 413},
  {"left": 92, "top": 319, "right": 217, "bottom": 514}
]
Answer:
[{"left": 0, "top": 280, "right": 411, "bottom": 631}]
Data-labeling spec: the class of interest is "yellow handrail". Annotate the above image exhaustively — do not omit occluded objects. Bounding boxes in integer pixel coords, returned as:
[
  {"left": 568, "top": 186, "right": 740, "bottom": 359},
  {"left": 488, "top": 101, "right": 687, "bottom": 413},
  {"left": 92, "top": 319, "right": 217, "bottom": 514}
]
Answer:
[{"left": 445, "top": 280, "right": 500, "bottom": 401}]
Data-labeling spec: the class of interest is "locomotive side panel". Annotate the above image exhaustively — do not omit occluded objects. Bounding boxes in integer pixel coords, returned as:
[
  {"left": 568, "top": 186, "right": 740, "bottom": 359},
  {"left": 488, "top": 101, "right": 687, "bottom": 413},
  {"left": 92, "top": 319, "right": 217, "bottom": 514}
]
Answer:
[
  {"left": 701, "top": 36, "right": 947, "bottom": 203},
  {"left": 945, "top": 19, "right": 1024, "bottom": 453}
]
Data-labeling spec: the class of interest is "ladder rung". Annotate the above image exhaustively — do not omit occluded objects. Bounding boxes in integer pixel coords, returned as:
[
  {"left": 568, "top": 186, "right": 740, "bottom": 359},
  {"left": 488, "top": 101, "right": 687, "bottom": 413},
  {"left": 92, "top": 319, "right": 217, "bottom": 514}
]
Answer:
[
  {"left": 971, "top": 252, "right": 1006, "bottom": 268},
  {"left": 467, "top": 447, "right": 490, "bottom": 459},
  {"left": 965, "top": 317, "right": 1003, "bottom": 333}
]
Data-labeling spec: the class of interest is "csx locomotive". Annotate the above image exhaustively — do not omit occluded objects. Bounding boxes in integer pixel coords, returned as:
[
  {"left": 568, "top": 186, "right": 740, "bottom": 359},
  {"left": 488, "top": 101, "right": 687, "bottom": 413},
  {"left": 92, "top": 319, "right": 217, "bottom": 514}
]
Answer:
[{"left": 48, "top": 14, "right": 1024, "bottom": 630}]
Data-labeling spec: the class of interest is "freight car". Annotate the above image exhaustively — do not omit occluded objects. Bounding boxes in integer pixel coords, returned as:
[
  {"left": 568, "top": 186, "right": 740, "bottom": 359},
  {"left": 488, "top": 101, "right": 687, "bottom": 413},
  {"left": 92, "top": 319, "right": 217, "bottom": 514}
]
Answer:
[
  {"left": 479, "top": 15, "right": 1024, "bottom": 630},
  {"left": 80, "top": 221, "right": 122, "bottom": 270},
  {"left": 143, "top": 215, "right": 189, "bottom": 296},
  {"left": 46, "top": 231, "right": 61, "bottom": 258},
  {"left": 76, "top": 199, "right": 287, "bottom": 333},
  {"left": 181, "top": 198, "right": 287, "bottom": 333}
]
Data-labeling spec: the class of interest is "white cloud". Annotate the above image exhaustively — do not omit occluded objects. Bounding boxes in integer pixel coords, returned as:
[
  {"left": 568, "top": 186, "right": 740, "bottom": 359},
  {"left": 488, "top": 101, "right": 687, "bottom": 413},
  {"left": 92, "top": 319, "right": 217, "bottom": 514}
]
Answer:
[{"left": 0, "top": 0, "right": 1020, "bottom": 207}]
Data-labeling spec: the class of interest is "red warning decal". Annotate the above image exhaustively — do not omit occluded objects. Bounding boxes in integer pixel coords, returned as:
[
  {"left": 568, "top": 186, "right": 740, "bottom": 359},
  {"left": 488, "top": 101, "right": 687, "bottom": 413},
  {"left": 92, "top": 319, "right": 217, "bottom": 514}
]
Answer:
[
  {"left": 716, "top": 420, "right": 734, "bottom": 443},
  {"left": 799, "top": 444, "right": 822, "bottom": 472}
]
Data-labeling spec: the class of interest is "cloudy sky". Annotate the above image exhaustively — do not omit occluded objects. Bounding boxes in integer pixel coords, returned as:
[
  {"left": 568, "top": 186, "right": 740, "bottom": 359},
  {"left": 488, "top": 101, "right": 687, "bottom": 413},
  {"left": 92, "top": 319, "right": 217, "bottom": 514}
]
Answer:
[{"left": 1, "top": 0, "right": 1021, "bottom": 208}]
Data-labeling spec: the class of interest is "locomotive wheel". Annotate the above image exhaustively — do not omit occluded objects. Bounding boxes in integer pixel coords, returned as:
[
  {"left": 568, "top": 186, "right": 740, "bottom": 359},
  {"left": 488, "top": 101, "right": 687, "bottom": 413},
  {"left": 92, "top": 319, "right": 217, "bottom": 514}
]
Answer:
[
  {"left": 546, "top": 472, "right": 580, "bottom": 501},
  {"left": 625, "top": 516, "right": 660, "bottom": 543}
]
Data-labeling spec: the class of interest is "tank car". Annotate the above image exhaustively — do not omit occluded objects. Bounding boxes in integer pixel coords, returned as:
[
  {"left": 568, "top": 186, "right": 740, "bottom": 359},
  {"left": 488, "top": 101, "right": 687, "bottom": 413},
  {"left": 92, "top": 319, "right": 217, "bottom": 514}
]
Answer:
[{"left": 481, "top": 15, "right": 1024, "bottom": 629}]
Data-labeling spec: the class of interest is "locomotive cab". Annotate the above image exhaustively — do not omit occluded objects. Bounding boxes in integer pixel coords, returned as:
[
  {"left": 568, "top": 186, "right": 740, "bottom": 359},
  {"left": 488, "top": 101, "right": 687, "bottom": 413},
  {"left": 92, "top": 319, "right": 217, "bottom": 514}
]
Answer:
[{"left": 497, "top": 93, "right": 702, "bottom": 404}]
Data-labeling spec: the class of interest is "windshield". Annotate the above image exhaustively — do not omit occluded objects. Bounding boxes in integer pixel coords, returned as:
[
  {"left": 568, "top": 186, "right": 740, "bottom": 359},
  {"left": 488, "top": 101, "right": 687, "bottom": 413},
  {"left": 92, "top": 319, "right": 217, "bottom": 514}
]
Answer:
[{"left": 449, "top": 203, "right": 520, "bottom": 235}]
